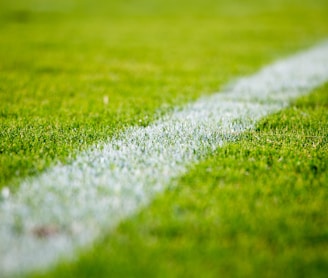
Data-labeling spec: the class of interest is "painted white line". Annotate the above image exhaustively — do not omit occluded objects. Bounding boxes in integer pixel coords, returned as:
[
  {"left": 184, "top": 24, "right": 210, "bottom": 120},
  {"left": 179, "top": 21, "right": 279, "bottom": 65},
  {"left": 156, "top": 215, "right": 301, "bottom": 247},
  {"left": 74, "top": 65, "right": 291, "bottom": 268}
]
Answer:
[{"left": 1, "top": 41, "right": 328, "bottom": 276}]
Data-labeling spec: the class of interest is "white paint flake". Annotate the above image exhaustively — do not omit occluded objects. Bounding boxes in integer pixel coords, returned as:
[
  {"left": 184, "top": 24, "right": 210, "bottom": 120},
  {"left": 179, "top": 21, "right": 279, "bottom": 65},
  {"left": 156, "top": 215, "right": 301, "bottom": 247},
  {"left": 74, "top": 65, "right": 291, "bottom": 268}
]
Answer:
[{"left": 1, "top": 41, "right": 328, "bottom": 276}]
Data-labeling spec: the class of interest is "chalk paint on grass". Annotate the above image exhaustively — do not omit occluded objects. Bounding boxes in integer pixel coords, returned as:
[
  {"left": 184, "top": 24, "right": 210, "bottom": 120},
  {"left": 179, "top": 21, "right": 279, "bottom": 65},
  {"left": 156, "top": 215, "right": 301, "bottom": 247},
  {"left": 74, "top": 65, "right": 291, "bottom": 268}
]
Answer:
[{"left": 1, "top": 40, "right": 328, "bottom": 276}]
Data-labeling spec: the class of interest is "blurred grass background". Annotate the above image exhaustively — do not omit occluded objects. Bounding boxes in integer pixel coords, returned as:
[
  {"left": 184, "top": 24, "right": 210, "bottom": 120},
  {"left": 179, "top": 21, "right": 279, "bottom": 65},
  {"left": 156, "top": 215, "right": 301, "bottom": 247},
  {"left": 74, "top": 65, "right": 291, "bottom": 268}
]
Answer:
[{"left": 0, "top": 1, "right": 328, "bottom": 277}]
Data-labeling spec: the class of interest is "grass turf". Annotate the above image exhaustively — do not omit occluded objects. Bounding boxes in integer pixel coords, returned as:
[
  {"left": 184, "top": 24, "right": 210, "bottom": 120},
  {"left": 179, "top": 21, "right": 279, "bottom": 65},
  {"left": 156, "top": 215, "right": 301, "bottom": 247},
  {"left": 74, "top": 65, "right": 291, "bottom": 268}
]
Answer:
[
  {"left": 34, "top": 83, "right": 328, "bottom": 278},
  {"left": 1, "top": 0, "right": 328, "bottom": 190},
  {"left": 0, "top": 0, "right": 328, "bottom": 277}
]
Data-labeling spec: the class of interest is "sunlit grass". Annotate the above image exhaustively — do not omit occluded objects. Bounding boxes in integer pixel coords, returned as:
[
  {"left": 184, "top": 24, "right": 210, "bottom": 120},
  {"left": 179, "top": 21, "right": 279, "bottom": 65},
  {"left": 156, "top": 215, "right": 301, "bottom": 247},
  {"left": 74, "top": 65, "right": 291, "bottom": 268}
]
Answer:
[
  {"left": 0, "top": 0, "right": 328, "bottom": 277},
  {"left": 1, "top": 0, "right": 328, "bottom": 190},
  {"left": 37, "top": 84, "right": 328, "bottom": 278}
]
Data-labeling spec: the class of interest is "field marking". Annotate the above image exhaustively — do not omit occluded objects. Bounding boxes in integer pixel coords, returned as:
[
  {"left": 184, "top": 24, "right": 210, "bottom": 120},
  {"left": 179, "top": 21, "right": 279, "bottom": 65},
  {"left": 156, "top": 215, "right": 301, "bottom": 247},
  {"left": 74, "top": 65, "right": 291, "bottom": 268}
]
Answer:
[{"left": 1, "top": 41, "right": 328, "bottom": 276}]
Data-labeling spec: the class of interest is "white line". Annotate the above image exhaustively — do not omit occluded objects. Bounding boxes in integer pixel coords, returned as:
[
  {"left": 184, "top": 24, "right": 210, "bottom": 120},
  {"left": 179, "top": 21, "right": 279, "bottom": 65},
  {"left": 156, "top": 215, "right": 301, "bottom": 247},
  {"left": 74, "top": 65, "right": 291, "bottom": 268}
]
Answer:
[{"left": 1, "top": 41, "right": 328, "bottom": 276}]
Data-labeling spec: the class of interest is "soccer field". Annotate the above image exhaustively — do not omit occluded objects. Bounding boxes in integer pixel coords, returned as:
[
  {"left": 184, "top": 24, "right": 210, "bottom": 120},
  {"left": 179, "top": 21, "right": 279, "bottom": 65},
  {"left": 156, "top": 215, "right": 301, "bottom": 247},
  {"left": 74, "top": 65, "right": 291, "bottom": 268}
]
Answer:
[{"left": 1, "top": 0, "right": 328, "bottom": 277}]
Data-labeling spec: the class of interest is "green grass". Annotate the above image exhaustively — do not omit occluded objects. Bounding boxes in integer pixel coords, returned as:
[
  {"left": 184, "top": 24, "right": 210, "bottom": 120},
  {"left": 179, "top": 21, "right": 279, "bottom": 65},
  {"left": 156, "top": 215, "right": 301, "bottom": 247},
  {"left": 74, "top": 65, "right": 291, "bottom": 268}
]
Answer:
[
  {"left": 1, "top": 0, "right": 328, "bottom": 190},
  {"left": 34, "top": 84, "right": 328, "bottom": 278},
  {"left": 0, "top": 0, "right": 328, "bottom": 277}
]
